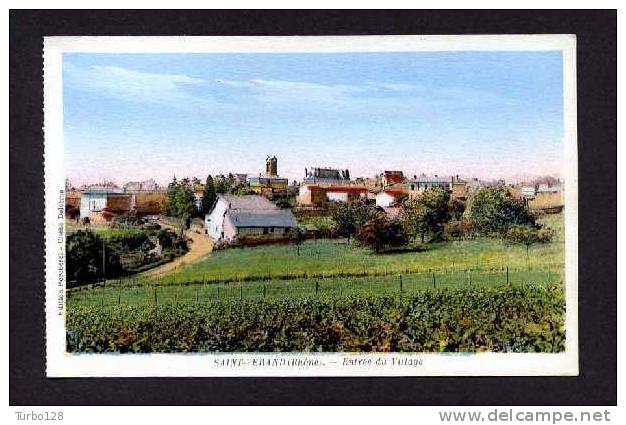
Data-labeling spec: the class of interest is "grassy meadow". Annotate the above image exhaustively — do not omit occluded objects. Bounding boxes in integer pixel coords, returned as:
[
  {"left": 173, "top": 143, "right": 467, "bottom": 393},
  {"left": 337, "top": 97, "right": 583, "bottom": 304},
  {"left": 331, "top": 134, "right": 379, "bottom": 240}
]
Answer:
[
  {"left": 67, "top": 269, "right": 560, "bottom": 307},
  {"left": 171, "top": 236, "right": 562, "bottom": 283},
  {"left": 128, "top": 212, "right": 564, "bottom": 285},
  {"left": 66, "top": 213, "right": 564, "bottom": 308}
]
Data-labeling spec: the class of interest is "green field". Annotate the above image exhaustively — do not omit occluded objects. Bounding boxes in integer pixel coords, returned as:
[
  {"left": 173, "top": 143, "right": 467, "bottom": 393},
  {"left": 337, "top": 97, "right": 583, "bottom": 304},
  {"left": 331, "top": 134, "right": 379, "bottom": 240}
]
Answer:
[
  {"left": 117, "top": 213, "right": 564, "bottom": 286},
  {"left": 67, "top": 213, "right": 564, "bottom": 308},
  {"left": 67, "top": 268, "right": 560, "bottom": 307}
]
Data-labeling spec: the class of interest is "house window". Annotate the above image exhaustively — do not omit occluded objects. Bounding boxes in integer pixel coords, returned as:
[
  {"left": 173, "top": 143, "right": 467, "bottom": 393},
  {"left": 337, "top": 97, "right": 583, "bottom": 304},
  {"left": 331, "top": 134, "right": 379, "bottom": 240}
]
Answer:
[
  {"left": 263, "top": 227, "right": 268, "bottom": 234},
  {"left": 270, "top": 227, "right": 275, "bottom": 233}
]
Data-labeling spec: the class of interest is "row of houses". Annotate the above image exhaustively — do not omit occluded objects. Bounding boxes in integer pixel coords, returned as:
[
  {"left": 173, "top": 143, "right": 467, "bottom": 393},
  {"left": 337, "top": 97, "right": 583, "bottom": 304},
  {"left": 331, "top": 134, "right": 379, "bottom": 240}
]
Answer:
[
  {"left": 67, "top": 183, "right": 168, "bottom": 224},
  {"left": 201, "top": 171, "right": 519, "bottom": 245},
  {"left": 297, "top": 171, "right": 472, "bottom": 209},
  {"left": 68, "top": 156, "right": 564, "bottom": 245}
]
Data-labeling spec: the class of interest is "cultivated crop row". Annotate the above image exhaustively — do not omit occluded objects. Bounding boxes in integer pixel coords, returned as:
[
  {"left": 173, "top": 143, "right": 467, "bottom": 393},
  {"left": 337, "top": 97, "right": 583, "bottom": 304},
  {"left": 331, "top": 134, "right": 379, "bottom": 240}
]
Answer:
[{"left": 66, "top": 284, "right": 565, "bottom": 353}]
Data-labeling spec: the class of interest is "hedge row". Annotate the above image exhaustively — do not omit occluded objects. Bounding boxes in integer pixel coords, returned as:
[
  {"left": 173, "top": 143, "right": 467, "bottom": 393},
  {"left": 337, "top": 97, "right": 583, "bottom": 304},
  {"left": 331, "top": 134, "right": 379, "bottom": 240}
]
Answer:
[{"left": 66, "top": 285, "right": 565, "bottom": 353}]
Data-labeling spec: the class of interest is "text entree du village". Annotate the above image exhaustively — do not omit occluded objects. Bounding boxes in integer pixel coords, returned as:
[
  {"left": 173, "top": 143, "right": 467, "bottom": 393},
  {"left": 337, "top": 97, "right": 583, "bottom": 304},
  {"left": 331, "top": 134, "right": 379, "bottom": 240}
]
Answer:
[{"left": 214, "top": 356, "right": 423, "bottom": 368}]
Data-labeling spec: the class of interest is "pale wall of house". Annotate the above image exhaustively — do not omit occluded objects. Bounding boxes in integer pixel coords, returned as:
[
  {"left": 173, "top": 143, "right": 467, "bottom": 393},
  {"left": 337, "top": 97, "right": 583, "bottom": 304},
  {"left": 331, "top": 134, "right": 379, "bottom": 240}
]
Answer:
[
  {"left": 326, "top": 191, "right": 349, "bottom": 202},
  {"left": 205, "top": 198, "right": 229, "bottom": 240},
  {"left": 236, "top": 227, "right": 290, "bottom": 240},
  {"left": 80, "top": 194, "right": 107, "bottom": 219},
  {"left": 223, "top": 216, "right": 238, "bottom": 241},
  {"left": 297, "top": 186, "right": 326, "bottom": 206},
  {"left": 376, "top": 193, "right": 395, "bottom": 208}
]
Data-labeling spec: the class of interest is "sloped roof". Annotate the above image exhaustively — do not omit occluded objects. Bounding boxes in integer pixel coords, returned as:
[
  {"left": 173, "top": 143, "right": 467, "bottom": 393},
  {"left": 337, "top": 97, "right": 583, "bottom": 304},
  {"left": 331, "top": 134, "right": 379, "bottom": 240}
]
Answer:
[
  {"left": 408, "top": 175, "right": 452, "bottom": 184},
  {"left": 82, "top": 188, "right": 126, "bottom": 195},
  {"left": 220, "top": 195, "right": 278, "bottom": 211},
  {"left": 381, "top": 188, "right": 407, "bottom": 198},
  {"left": 385, "top": 182, "right": 408, "bottom": 191},
  {"left": 225, "top": 210, "right": 296, "bottom": 228}
]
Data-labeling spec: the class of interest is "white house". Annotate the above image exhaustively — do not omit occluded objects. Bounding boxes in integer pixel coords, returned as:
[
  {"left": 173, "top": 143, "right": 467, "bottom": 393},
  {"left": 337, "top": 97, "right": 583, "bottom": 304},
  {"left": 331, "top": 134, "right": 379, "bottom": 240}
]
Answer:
[
  {"left": 79, "top": 188, "right": 131, "bottom": 220},
  {"left": 205, "top": 195, "right": 296, "bottom": 243}
]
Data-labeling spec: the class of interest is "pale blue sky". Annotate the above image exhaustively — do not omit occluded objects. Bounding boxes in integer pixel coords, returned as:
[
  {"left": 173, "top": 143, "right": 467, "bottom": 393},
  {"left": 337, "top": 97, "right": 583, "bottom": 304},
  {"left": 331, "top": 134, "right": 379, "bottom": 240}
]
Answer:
[{"left": 63, "top": 51, "right": 564, "bottom": 185}]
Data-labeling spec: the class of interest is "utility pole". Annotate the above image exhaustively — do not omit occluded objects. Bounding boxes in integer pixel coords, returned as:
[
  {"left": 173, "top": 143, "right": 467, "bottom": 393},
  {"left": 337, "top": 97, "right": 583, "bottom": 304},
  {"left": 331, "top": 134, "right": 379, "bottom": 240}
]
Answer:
[{"left": 102, "top": 239, "right": 106, "bottom": 286}]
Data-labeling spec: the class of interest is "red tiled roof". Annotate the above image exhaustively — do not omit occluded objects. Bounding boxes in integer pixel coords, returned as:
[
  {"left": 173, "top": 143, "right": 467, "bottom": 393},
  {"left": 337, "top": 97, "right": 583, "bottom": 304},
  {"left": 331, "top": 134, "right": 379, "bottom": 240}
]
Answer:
[
  {"left": 383, "top": 172, "right": 405, "bottom": 184},
  {"left": 383, "top": 187, "right": 408, "bottom": 196}
]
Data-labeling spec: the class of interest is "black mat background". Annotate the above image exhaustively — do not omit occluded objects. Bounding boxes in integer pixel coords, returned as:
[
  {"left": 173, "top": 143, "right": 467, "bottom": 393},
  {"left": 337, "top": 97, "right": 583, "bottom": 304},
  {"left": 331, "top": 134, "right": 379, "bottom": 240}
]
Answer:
[{"left": 9, "top": 10, "right": 617, "bottom": 405}]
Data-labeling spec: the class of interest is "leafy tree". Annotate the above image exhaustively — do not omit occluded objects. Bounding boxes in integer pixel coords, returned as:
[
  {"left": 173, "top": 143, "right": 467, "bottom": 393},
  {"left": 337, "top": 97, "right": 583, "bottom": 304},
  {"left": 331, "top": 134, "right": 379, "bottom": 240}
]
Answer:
[
  {"left": 166, "top": 177, "right": 195, "bottom": 238},
  {"left": 449, "top": 198, "right": 466, "bottom": 221},
  {"left": 274, "top": 198, "right": 292, "bottom": 209},
  {"left": 213, "top": 175, "right": 229, "bottom": 194},
  {"left": 157, "top": 228, "right": 188, "bottom": 252},
  {"left": 505, "top": 225, "right": 554, "bottom": 267},
  {"left": 399, "top": 198, "right": 426, "bottom": 243},
  {"left": 291, "top": 227, "right": 307, "bottom": 256},
  {"left": 399, "top": 188, "right": 451, "bottom": 243},
  {"left": 530, "top": 175, "right": 560, "bottom": 187},
  {"left": 200, "top": 175, "right": 217, "bottom": 215},
  {"left": 329, "top": 199, "right": 382, "bottom": 244},
  {"left": 356, "top": 215, "right": 407, "bottom": 253},
  {"left": 464, "top": 187, "right": 535, "bottom": 235},
  {"left": 167, "top": 176, "right": 178, "bottom": 191},
  {"left": 66, "top": 230, "right": 122, "bottom": 286},
  {"left": 231, "top": 184, "right": 254, "bottom": 196}
]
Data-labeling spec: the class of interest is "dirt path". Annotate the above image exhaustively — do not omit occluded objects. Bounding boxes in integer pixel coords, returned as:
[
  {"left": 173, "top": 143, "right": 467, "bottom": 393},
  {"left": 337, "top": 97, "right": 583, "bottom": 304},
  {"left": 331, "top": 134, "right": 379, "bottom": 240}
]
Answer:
[{"left": 141, "top": 220, "right": 213, "bottom": 278}]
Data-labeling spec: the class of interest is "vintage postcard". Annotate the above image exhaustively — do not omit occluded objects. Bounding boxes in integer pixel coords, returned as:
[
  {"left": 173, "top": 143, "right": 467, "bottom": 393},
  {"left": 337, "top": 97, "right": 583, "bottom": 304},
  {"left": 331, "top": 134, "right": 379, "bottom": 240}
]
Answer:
[{"left": 44, "top": 35, "right": 578, "bottom": 376}]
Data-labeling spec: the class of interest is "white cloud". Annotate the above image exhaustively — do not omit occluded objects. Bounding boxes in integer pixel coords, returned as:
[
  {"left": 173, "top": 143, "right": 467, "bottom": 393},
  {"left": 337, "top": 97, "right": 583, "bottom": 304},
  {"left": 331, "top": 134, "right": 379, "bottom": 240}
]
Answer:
[
  {"left": 216, "top": 78, "right": 505, "bottom": 110},
  {"left": 64, "top": 64, "right": 507, "bottom": 112},
  {"left": 64, "top": 64, "right": 206, "bottom": 107},
  {"left": 218, "top": 78, "right": 423, "bottom": 103},
  {"left": 219, "top": 78, "right": 352, "bottom": 102}
]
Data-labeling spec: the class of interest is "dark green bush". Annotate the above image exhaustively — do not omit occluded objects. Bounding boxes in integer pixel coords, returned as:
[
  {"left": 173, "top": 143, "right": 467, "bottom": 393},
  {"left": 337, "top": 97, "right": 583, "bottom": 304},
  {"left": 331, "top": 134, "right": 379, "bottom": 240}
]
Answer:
[{"left": 66, "top": 230, "right": 124, "bottom": 286}]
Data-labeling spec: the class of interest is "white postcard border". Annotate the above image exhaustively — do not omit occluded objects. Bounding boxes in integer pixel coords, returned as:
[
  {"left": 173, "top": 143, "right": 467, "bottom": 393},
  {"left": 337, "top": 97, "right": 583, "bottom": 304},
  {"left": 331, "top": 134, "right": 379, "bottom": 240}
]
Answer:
[{"left": 44, "top": 35, "right": 578, "bottom": 377}]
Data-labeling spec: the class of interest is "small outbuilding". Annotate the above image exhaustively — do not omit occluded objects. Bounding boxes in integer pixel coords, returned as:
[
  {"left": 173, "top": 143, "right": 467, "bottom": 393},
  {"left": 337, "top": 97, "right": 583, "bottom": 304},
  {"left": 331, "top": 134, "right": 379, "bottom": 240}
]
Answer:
[{"left": 375, "top": 186, "right": 407, "bottom": 208}]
